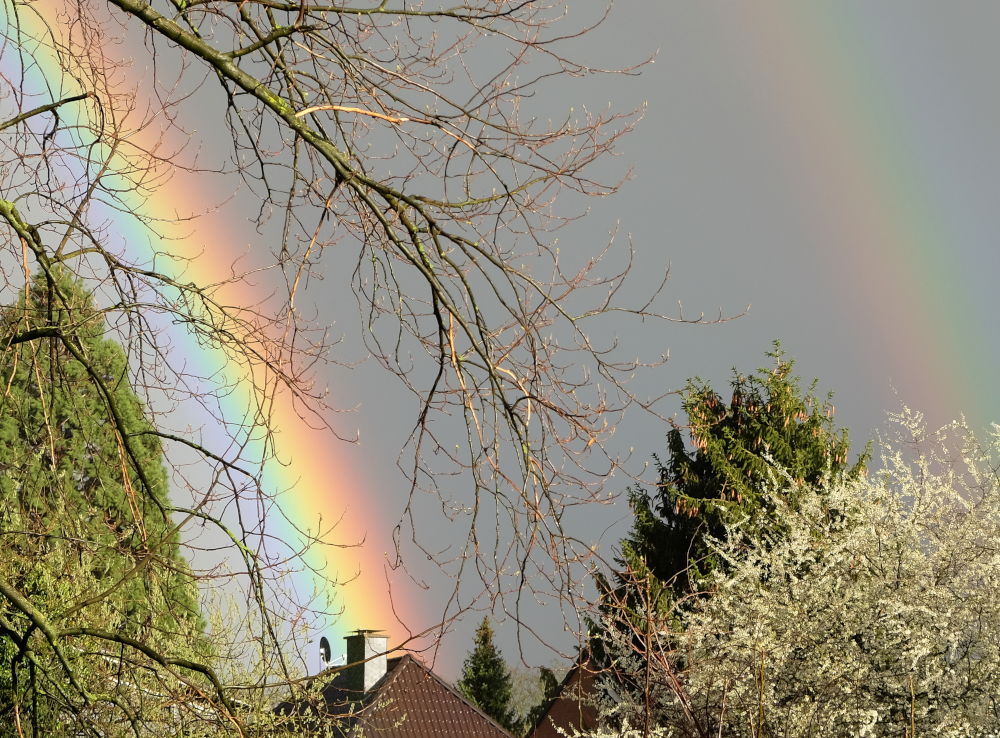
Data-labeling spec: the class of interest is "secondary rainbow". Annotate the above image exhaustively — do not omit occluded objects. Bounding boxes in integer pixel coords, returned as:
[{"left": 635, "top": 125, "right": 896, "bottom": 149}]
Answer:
[{"left": 730, "top": 5, "right": 998, "bottom": 431}]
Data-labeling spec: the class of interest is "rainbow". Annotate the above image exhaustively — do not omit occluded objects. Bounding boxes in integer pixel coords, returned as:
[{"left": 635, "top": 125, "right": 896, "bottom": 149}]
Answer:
[
  {"left": 728, "top": 5, "right": 996, "bottom": 429},
  {"left": 14, "top": 1, "right": 996, "bottom": 674},
  {"left": 2, "top": 0, "right": 426, "bottom": 665}
]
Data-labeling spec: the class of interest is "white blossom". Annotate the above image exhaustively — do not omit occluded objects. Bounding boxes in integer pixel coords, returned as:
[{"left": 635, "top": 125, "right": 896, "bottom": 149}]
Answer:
[{"left": 585, "top": 411, "right": 1000, "bottom": 737}]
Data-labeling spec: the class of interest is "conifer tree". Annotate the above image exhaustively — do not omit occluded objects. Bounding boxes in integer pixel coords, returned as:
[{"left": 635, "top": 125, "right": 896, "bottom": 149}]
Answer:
[
  {"left": 595, "top": 347, "right": 869, "bottom": 732},
  {"left": 457, "top": 616, "right": 516, "bottom": 732},
  {"left": 619, "top": 344, "right": 869, "bottom": 602},
  {"left": 0, "top": 270, "right": 205, "bottom": 735}
]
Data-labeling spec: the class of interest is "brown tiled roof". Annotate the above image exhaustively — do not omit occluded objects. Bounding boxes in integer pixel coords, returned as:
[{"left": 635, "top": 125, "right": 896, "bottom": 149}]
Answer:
[{"left": 282, "top": 654, "right": 515, "bottom": 738}]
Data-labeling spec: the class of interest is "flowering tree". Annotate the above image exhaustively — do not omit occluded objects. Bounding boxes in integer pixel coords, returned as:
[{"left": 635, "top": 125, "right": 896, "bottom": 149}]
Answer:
[
  {"left": 607, "top": 348, "right": 868, "bottom": 639},
  {"left": 585, "top": 411, "right": 1000, "bottom": 738}
]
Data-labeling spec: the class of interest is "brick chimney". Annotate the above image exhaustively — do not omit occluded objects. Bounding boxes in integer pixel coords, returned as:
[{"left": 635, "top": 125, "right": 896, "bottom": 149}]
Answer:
[{"left": 343, "top": 629, "right": 388, "bottom": 693}]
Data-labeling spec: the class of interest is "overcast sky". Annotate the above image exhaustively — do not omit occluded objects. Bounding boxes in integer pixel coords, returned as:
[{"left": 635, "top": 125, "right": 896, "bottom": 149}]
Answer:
[
  {"left": 407, "top": 2, "right": 1000, "bottom": 676},
  {"left": 116, "top": 3, "right": 1000, "bottom": 679},
  {"left": 335, "top": 3, "right": 996, "bottom": 676}
]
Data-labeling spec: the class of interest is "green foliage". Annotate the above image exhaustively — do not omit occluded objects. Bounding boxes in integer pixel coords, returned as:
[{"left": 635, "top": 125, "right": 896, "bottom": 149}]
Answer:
[
  {"left": 620, "top": 344, "right": 869, "bottom": 601},
  {"left": 0, "top": 270, "right": 206, "bottom": 734},
  {"left": 457, "top": 616, "right": 517, "bottom": 733}
]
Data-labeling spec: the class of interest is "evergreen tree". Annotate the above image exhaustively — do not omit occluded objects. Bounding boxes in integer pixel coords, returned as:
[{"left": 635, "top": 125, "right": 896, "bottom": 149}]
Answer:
[
  {"left": 619, "top": 344, "right": 868, "bottom": 602},
  {"left": 0, "top": 270, "right": 205, "bottom": 735},
  {"left": 595, "top": 347, "right": 869, "bottom": 732},
  {"left": 457, "top": 616, "right": 516, "bottom": 732}
]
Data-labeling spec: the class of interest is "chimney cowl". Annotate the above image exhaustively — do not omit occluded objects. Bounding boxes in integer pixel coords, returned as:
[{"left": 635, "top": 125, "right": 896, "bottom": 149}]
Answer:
[{"left": 343, "top": 630, "right": 389, "bottom": 694}]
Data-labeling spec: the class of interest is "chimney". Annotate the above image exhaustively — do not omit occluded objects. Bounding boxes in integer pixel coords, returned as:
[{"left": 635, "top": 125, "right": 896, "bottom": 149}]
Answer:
[{"left": 343, "top": 629, "right": 388, "bottom": 693}]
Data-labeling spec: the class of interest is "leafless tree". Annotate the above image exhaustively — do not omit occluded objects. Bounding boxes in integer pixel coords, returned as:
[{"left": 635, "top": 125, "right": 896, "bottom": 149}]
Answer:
[{"left": 0, "top": 0, "right": 717, "bottom": 732}]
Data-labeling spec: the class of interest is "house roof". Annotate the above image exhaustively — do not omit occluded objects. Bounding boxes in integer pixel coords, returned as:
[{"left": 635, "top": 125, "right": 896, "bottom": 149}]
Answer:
[{"left": 280, "top": 653, "right": 515, "bottom": 738}]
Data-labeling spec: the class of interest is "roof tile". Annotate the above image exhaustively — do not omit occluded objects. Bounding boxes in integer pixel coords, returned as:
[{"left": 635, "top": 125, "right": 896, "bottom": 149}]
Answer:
[{"left": 284, "top": 654, "right": 515, "bottom": 738}]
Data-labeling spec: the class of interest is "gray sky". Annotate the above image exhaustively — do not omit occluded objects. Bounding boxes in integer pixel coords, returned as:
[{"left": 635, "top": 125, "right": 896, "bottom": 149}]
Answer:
[
  {"left": 366, "top": 3, "right": 1000, "bottom": 676},
  {"left": 596, "top": 2, "right": 1000, "bottom": 438},
  {"left": 115, "top": 3, "right": 1000, "bottom": 679},
  {"left": 415, "top": 2, "right": 1000, "bottom": 676}
]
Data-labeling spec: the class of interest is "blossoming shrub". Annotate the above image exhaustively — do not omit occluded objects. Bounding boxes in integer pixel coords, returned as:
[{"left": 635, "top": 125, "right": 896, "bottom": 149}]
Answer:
[{"left": 583, "top": 411, "right": 1000, "bottom": 738}]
